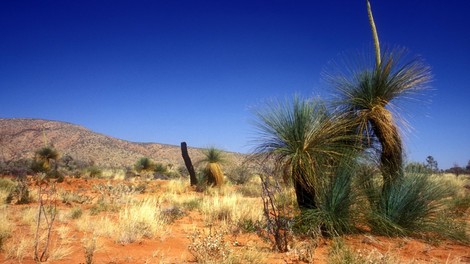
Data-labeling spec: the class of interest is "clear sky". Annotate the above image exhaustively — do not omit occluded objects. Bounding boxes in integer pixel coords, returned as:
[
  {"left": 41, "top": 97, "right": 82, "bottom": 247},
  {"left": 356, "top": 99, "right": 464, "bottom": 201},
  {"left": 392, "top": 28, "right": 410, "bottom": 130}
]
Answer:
[{"left": 1, "top": 1, "right": 469, "bottom": 170}]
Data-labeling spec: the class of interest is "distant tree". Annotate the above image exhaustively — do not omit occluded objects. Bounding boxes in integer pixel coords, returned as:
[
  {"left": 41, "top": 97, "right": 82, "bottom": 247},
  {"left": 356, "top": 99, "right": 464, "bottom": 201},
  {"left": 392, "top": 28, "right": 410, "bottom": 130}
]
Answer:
[
  {"left": 466, "top": 160, "right": 470, "bottom": 172},
  {"left": 425, "top": 156, "right": 438, "bottom": 173},
  {"left": 447, "top": 163, "right": 465, "bottom": 177}
]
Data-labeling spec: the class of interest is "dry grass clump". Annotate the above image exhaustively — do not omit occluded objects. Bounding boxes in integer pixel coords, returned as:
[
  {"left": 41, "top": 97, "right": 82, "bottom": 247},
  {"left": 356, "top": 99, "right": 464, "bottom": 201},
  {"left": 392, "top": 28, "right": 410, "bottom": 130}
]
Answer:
[
  {"left": 49, "top": 225, "right": 73, "bottom": 260},
  {"left": 165, "top": 177, "right": 190, "bottom": 195},
  {"left": 76, "top": 215, "right": 117, "bottom": 238},
  {"left": 200, "top": 192, "right": 263, "bottom": 228},
  {"left": 3, "top": 233, "right": 34, "bottom": 261},
  {"left": 0, "top": 207, "right": 12, "bottom": 250},
  {"left": 82, "top": 234, "right": 98, "bottom": 264},
  {"left": 116, "top": 198, "right": 167, "bottom": 244}
]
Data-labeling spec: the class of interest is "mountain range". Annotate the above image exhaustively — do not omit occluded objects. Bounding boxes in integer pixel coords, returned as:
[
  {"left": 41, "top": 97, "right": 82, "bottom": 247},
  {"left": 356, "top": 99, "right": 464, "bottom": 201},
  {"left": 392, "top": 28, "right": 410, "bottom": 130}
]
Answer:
[{"left": 0, "top": 118, "right": 244, "bottom": 168}]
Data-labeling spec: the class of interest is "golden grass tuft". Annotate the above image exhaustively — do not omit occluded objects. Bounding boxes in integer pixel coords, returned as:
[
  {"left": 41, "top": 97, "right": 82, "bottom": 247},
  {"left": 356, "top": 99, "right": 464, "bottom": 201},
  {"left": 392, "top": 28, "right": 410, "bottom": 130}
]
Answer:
[
  {"left": 200, "top": 192, "right": 263, "bottom": 227},
  {"left": 207, "top": 163, "right": 225, "bottom": 187},
  {"left": 116, "top": 198, "right": 167, "bottom": 244}
]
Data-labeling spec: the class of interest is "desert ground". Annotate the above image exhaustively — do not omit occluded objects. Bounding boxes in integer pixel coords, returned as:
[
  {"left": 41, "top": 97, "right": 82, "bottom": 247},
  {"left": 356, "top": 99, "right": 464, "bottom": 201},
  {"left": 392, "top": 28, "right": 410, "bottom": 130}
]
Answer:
[{"left": 0, "top": 173, "right": 469, "bottom": 264}]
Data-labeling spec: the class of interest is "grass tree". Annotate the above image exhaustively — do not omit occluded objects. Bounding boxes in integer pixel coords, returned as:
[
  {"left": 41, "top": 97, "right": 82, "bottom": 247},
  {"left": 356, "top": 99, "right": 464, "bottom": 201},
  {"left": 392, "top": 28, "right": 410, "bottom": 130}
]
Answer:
[
  {"left": 252, "top": 96, "right": 357, "bottom": 210},
  {"left": 328, "top": 1, "right": 431, "bottom": 191},
  {"left": 33, "top": 146, "right": 59, "bottom": 173},
  {"left": 200, "top": 147, "right": 225, "bottom": 187}
]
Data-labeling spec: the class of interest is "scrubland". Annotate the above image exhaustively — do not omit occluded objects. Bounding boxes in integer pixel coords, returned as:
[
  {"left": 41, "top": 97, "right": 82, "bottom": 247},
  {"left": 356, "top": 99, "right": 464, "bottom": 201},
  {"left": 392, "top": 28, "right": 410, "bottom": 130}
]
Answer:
[{"left": 0, "top": 172, "right": 468, "bottom": 264}]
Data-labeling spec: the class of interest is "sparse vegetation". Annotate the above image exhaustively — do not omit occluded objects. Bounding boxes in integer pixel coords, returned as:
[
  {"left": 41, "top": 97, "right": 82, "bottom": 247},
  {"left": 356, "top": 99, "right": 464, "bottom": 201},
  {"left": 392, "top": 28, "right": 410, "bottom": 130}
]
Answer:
[
  {"left": 188, "top": 228, "right": 231, "bottom": 264},
  {"left": 0, "top": 1, "right": 468, "bottom": 262}
]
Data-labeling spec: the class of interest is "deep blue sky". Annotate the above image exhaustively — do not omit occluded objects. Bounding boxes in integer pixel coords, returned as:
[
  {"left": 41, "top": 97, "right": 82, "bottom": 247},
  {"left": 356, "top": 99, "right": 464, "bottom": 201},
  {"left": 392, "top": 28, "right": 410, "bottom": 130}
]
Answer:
[{"left": 1, "top": 1, "right": 469, "bottom": 169}]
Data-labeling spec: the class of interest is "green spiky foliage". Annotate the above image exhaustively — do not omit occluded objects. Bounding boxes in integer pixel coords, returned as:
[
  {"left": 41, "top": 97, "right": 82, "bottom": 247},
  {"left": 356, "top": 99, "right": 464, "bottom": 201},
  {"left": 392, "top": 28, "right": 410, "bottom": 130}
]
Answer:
[
  {"left": 294, "top": 154, "right": 359, "bottom": 236},
  {"left": 328, "top": 0, "right": 432, "bottom": 191},
  {"left": 200, "top": 147, "right": 225, "bottom": 187},
  {"left": 33, "top": 146, "right": 59, "bottom": 172},
  {"left": 329, "top": 49, "right": 431, "bottom": 190},
  {"left": 359, "top": 166, "right": 453, "bottom": 237},
  {"left": 134, "top": 157, "right": 155, "bottom": 173},
  {"left": 252, "top": 96, "right": 358, "bottom": 210}
]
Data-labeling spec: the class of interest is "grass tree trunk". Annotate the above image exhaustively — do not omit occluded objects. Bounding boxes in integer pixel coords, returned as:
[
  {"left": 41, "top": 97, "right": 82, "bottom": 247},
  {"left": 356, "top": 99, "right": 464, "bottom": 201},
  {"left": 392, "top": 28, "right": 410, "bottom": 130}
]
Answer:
[
  {"left": 181, "top": 142, "right": 197, "bottom": 186},
  {"left": 369, "top": 108, "right": 403, "bottom": 190},
  {"left": 293, "top": 179, "right": 317, "bottom": 210},
  {"left": 292, "top": 168, "right": 317, "bottom": 210}
]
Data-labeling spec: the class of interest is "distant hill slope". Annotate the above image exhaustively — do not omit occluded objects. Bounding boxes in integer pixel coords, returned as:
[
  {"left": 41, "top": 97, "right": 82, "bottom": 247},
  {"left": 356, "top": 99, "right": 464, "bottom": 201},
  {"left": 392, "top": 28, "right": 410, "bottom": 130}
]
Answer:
[{"left": 0, "top": 118, "right": 244, "bottom": 168}]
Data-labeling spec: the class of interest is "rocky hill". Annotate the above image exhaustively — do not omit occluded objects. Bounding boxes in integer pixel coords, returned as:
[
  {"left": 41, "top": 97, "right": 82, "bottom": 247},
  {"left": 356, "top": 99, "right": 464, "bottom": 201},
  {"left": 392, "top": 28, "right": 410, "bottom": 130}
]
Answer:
[{"left": 0, "top": 118, "right": 245, "bottom": 168}]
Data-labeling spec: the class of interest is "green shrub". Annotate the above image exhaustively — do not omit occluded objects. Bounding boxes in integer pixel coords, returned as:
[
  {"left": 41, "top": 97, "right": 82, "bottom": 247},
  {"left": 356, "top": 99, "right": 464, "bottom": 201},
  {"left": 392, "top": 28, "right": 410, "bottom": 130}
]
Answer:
[
  {"left": 134, "top": 157, "right": 155, "bottom": 173},
  {"left": 362, "top": 168, "right": 453, "bottom": 236},
  {"left": 294, "top": 157, "right": 358, "bottom": 237}
]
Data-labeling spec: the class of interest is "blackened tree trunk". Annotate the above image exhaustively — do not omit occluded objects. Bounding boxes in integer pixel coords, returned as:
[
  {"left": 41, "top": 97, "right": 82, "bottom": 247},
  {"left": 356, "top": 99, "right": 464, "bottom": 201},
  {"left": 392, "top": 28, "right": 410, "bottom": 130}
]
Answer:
[
  {"left": 293, "top": 179, "right": 317, "bottom": 210},
  {"left": 181, "top": 142, "right": 197, "bottom": 186}
]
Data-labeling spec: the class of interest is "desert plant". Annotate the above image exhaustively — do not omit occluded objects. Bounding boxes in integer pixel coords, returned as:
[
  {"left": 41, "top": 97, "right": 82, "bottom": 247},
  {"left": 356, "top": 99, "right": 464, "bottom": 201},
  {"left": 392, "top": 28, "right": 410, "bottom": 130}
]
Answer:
[
  {"left": 199, "top": 147, "right": 226, "bottom": 187},
  {"left": 32, "top": 146, "right": 60, "bottom": 175},
  {"left": 199, "top": 191, "right": 263, "bottom": 226},
  {"left": 327, "top": 1, "right": 431, "bottom": 194},
  {"left": 294, "top": 155, "right": 359, "bottom": 237},
  {"left": 259, "top": 173, "right": 294, "bottom": 252},
  {"left": 252, "top": 96, "right": 357, "bottom": 210},
  {"left": 134, "top": 157, "right": 155, "bottom": 173},
  {"left": 82, "top": 235, "right": 97, "bottom": 264},
  {"left": 116, "top": 198, "right": 166, "bottom": 244},
  {"left": 360, "top": 167, "right": 453, "bottom": 237}
]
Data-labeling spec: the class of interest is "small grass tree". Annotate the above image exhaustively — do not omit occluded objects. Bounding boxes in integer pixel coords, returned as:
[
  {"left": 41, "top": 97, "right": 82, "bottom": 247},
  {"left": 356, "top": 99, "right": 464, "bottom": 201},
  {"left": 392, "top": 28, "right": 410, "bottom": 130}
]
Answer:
[
  {"left": 252, "top": 96, "right": 357, "bottom": 210},
  {"left": 199, "top": 147, "right": 226, "bottom": 187}
]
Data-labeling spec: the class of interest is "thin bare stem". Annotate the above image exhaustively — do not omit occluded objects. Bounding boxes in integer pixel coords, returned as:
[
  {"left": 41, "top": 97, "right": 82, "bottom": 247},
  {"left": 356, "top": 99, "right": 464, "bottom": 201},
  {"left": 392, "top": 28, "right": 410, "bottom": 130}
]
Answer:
[{"left": 367, "top": 0, "right": 381, "bottom": 66}]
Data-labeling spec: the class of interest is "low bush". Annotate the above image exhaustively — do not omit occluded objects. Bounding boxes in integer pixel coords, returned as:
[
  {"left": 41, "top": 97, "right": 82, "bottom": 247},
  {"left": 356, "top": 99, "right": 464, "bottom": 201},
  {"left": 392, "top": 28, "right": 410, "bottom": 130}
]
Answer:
[{"left": 362, "top": 167, "right": 453, "bottom": 237}]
